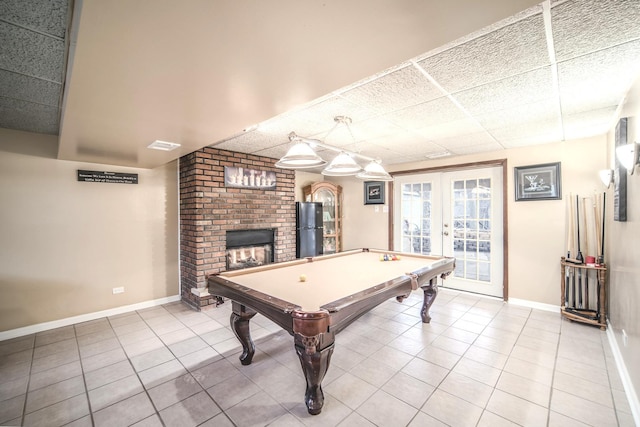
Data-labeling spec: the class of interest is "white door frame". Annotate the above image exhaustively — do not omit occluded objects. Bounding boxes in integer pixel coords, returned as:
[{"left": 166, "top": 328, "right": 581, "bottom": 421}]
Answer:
[{"left": 388, "top": 159, "right": 509, "bottom": 301}]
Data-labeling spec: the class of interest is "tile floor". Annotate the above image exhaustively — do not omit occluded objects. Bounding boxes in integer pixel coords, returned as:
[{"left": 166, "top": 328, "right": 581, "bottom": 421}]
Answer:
[{"left": 0, "top": 288, "right": 635, "bottom": 427}]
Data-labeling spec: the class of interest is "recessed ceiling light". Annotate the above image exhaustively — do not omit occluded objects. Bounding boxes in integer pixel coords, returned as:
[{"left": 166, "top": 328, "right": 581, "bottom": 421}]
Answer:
[
  {"left": 147, "top": 140, "right": 181, "bottom": 151},
  {"left": 426, "top": 151, "right": 451, "bottom": 159}
]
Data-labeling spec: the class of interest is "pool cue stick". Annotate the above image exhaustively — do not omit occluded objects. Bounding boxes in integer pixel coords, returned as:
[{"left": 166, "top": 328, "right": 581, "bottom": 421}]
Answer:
[
  {"left": 576, "top": 195, "right": 583, "bottom": 308},
  {"left": 565, "top": 195, "right": 571, "bottom": 307},
  {"left": 584, "top": 196, "right": 592, "bottom": 310},
  {"left": 598, "top": 192, "right": 606, "bottom": 318}
]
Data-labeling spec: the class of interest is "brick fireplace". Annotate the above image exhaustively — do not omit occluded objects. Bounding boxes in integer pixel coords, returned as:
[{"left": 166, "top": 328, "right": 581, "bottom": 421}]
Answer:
[{"left": 179, "top": 147, "right": 296, "bottom": 309}]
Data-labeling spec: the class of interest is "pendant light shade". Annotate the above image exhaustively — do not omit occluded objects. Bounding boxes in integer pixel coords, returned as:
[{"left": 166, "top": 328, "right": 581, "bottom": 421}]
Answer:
[
  {"left": 356, "top": 161, "right": 393, "bottom": 181},
  {"left": 275, "top": 141, "right": 327, "bottom": 169},
  {"left": 275, "top": 117, "right": 393, "bottom": 180},
  {"left": 321, "top": 152, "right": 363, "bottom": 176}
]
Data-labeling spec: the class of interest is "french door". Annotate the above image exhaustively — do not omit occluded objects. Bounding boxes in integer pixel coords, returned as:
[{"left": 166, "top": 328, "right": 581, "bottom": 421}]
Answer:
[{"left": 393, "top": 166, "right": 504, "bottom": 298}]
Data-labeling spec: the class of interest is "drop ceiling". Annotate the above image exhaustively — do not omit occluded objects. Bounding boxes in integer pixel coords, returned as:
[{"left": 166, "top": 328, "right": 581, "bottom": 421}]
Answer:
[{"left": 1, "top": 0, "right": 639, "bottom": 169}]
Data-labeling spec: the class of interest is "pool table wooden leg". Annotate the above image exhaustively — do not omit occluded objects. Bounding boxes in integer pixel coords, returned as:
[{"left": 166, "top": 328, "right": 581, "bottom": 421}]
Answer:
[
  {"left": 230, "top": 302, "right": 257, "bottom": 365},
  {"left": 420, "top": 278, "right": 438, "bottom": 323},
  {"left": 294, "top": 334, "right": 335, "bottom": 415}
]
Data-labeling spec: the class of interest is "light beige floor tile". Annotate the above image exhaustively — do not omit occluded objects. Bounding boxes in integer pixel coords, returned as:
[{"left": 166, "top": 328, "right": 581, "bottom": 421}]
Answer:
[
  {"left": 452, "top": 358, "right": 501, "bottom": 387},
  {"left": 550, "top": 388, "right": 618, "bottom": 426},
  {"left": 477, "top": 410, "right": 520, "bottom": 426},
  {"left": 554, "top": 356, "right": 610, "bottom": 387},
  {"left": 407, "top": 411, "right": 449, "bottom": 426},
  {"left": 553, "top": 370, "right": 614, "bottom": 408},
  {"left": 356, "top": 390, "right": 419, "bottom": 427},
  {"left": 402, "top": 357, "right": 449, "bottom": 387},
  {"left": 440, "top": 326, "right": 479, "bottom": 344},
  {"left": 548, "top": 410, "right": 591, "bottom": 426},
  {"left": 350, "top": 356, "right": 398, "bottom": 388},
  {"left": 486, "top": 389, "right": 548, "bottom": 427},
  {"left": 416, "top": 344, "right": 462, "bottom": 369},
  {"left": 503, "top": 356, "right": 554, "bottom": 386},
  {"left": 421, "top": 389, "right": 483, "bottom": 427},
  {"left": 206, "top": 372, "right": 260, "bottom": 410},
  {"left": 496, "top": 371, "right": 551, "bottom": 408},
  {"left": 463, "top": 345, "right": 508, "bottom": 369},
  {"left": 336, "top": 411, "right": 376, "bottom": 426},
  {"left": 430, "top": 335, "right": 470, "bottom": 356},
  {"left": 510, "top": 343, "right": 556, "bottom": 369},
  {"left": 224, "top": 391, "right": 285, "bottom": 427},
  {"left": 147, "top": 373, "right": 203, "bottom": 411},
  {"left": 381, "top": 371, "right": 435, "bottom": 409},
  {"left": 439, "top": 371, "right": 493, "bottom": 408},
  {"left": 84, "top": 359, "right": 134, "bottom": 390},
  {"left": 22, "top": 393, "right": 89, "bottom": 427},
  {"left": 25, "top": 376, "right": 85, "bottom": 413},
  {"left": 88, "top": 374, "right": 143, "bottom": 411},
  {"left": 368, "top": 345, "right": 413, "bottom": 371},
  {"left": 324, "top": 372, "right": 377, "bottom": 410}
]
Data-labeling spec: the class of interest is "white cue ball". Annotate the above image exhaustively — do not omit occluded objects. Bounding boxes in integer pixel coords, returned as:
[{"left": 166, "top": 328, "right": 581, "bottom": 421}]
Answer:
[{"left": 299, "top": 274, "right": 307, "bottom": 282}]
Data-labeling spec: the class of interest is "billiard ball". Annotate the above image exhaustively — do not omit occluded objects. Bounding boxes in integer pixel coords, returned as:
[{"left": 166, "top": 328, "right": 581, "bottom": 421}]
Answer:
[{"left": 299, "top": 274, "right": 307, "bottom": 282}]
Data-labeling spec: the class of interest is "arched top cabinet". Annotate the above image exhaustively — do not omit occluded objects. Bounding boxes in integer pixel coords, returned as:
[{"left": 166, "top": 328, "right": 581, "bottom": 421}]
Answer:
[{"left": 303, "top": 182, "right": 342, "bottom": 254}]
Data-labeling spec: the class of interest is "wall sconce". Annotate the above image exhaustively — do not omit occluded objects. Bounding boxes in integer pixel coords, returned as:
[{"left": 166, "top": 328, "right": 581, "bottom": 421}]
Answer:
[
  {"left": 598, "top": 169, "right": 614, "bottom": 188},
  {"left": 616, "top": 142, "right": 639, "bottom": 174}
]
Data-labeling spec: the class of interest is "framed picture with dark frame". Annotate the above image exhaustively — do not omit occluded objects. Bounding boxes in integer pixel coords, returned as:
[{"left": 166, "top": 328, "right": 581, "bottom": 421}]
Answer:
[
  {"left": 364, "top": 181, "right": 385, "bottom": 205},
  {"left": 514, "top": 162, "right": 561, "bottom": 201}
]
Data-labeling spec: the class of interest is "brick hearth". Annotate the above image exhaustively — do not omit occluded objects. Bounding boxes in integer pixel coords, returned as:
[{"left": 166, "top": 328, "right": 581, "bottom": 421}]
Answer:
[{"left": 179, "top": 147, "right": 296, "bottom": 309}]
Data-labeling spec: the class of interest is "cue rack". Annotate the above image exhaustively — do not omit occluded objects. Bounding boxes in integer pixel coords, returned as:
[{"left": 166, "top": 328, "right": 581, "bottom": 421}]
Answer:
[{"left": 561, "top": 192, "right": 608, "bottom": 330}]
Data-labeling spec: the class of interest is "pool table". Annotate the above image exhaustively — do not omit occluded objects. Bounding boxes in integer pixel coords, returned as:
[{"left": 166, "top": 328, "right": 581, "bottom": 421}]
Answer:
[{"left": 207, "top": 248, "right": 455, "bottom": 415}]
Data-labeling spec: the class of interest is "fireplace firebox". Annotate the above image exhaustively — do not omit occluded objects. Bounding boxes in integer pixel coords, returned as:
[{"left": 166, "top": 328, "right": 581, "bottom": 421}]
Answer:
[{"left": 226, "top": 229, "right": 275, "bottom": 271}]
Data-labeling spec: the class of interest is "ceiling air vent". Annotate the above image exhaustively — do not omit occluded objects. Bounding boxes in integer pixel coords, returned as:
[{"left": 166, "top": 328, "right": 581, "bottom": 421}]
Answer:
[{"left": 147, "top": 140, "right": 181, "bottom": 151}]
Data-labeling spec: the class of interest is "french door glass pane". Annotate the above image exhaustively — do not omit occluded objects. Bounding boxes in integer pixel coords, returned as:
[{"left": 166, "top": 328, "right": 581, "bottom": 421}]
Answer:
[
  {"left": 452, "top": 178, "right": 492, "bottom": 282},
  {"left": 401, "top": 182, "right": 432, "bottom": 254}
]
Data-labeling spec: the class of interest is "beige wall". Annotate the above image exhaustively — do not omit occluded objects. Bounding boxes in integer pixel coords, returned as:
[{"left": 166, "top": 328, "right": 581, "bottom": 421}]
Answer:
[
  {"left": 606, "top": 80, "right": 640, "bottom": 401},
  {"left": 326, "top": 135, "right": 607, "bottom": 307},
  {"left": 0, "top": 129, "right": 180, "bottom": 332}
]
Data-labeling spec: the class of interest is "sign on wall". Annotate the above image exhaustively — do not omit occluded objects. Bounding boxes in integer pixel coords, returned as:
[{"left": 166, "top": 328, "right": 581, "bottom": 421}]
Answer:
[{"left": 77, "top": 170, "right": 138, "bottom": 184}]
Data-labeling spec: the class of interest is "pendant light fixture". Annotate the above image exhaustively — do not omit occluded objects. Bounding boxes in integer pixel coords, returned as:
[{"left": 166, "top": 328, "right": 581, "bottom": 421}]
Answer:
[
  {"left": 275, "top": 116, "right": 393, "bottom": 181},
  {"left": 274, "top": 136, "right": 327, "bottom": 169}
]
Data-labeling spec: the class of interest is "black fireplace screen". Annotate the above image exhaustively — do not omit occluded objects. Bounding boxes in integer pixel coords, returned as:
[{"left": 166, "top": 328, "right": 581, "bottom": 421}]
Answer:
[{"left": 225, "top": 229, "right": 274, "bottom": 271}]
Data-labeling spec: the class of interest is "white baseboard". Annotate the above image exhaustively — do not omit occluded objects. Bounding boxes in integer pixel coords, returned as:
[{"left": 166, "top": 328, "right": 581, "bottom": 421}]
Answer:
[
  {"left": 606, "top": 321, "right": 640, "bottom": 426},
  {"left": 508, "top": 297, "right": 560, "bottom": 313},
  {"left": 0, "top": 295, "right": 182, "bottom": 342}
]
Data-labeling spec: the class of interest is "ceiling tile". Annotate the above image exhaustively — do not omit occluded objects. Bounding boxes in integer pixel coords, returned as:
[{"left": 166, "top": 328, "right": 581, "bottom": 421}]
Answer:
[
  {"left": 416, "top": 12, "right": 549, "bottom": 93},
  {"left": 454, "top": 67, "right": 554, "bottom": 115},
  {"left": 212, "top": 130, "right": 286, "bottom": 154},
  {"left": 259, "top": 96, "right": 378, "bottom": 140},
  {"left": 562, "top": 106, "right": 617, "bottom": 140},
  {"left": 558, "top": 40, "right": 640, "bottom": 115},
  {"left": 432, "top": 132, "right": 498, "bottom": 151},
  {"left": 0, "top": 70, "right": 61, "bottom": 106},
  {"left": 0, "top": 96, "right": 59, "bottom": 134},
  {"left": 0, "top": 0, "right": 69, "bottom": 38},
  {"left": 339, "top": 65, "right": 441, "bottom": 115},
  {"left": 551, "top": 0, "right": 640, "bottom": 61},
  {"left": 0, "top": 22, "right": 66, "bottom": 82},
  {"left": 491, "top": 119, "right": 563, "bottom": 143},
  {"left": 385, "top": 96, "right": 468, "bottom": 130},
  {"left": 475, "top": 98, "right": 560, "bottom": 131},
  {"left": 413, "top": 118, "right": 486, "bottom": 140},
  {"left": 451, "top": 141, "right": 505, "bottom": 155}
]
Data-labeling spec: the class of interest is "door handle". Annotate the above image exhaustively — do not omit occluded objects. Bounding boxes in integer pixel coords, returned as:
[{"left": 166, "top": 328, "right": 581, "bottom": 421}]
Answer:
[{"left": 443, "top": 231, "right": 449, "bottom": 236}]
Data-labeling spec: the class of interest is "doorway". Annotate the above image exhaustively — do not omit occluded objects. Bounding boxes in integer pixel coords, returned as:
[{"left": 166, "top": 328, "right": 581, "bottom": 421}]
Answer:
[{"left": 391, "top": 163, "right": 506, "bottom": 299}]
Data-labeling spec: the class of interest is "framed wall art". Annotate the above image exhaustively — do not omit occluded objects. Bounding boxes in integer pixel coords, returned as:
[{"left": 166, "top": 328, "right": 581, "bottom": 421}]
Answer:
[
  {"left": 364, "top": 181, "right": 385, "bottom": 205},
  {"left": 514, "top": 162, "right": 561, "bottom": 201}
]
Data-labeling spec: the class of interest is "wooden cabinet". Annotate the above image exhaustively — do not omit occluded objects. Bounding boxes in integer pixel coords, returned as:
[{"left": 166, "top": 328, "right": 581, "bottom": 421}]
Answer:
[
  {"left": 560, "top": 257, "right": 607, "bottom": 330},
  {"left": 303, "top": 182, "right": 342, "bottom": 254}
]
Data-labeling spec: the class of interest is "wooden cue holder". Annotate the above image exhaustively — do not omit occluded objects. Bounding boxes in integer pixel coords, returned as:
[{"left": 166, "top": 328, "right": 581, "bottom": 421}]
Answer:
[{"left": 560, "top": 257, "right": 608, "bottom": 330}]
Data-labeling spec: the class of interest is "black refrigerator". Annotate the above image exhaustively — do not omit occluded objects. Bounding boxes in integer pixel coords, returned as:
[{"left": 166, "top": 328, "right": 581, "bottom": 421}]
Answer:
[{"left": 296, "top": 202, "right": 324, "bottom": 258}]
